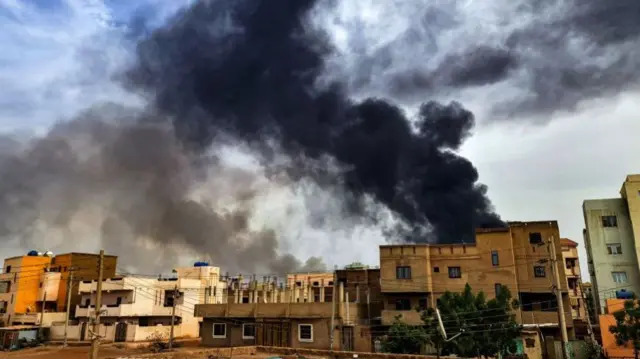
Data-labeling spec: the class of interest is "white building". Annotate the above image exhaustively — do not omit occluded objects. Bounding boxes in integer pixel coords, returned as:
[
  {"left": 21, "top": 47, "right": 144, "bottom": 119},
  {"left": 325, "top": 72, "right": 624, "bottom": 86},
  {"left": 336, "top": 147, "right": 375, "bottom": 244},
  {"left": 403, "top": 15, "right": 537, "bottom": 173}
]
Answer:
[
  {"left": 50, "top": 263, "right": 227, "bottom": 342},
  {"left": 583, "top": 175, "right": 640, "bottom": 314}
]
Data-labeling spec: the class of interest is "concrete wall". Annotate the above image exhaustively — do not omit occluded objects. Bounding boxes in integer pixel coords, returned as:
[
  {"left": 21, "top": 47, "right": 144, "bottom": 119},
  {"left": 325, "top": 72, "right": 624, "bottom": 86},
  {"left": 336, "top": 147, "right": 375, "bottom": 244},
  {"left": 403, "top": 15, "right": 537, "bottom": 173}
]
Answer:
[
  {"left": 583, "top": 198, "right": 640, "bottom": 313},
  {"left": 200, "top": 318, "right": 350, "bottom": 351},
  {"left": 50, "top": 323, "right": 82, "bottom": 341}
]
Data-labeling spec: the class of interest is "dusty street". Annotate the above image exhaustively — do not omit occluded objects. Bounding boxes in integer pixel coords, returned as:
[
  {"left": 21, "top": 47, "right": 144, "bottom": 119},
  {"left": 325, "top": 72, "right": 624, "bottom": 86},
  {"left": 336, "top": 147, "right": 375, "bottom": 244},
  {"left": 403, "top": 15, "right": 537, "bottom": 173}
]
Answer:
[{"left": 0, "top": 345, "right": 146, "bottom": 359}]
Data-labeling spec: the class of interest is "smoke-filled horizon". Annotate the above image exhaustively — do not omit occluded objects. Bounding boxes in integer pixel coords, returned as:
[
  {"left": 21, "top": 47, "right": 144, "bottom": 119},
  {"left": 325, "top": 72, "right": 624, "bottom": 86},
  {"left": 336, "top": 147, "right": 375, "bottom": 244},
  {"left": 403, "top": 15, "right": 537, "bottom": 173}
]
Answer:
[{"left": 0, "top": 0, "right": 638, "bottom": 273}]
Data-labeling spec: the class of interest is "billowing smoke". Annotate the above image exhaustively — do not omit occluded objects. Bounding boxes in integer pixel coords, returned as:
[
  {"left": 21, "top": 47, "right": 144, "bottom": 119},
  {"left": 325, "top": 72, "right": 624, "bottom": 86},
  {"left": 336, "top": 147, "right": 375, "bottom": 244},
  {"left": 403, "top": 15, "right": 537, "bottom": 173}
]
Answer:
[
  {"left": 0, "top": 104, "right": 334, "bottom": 273},
  {"left": 124, "top": 0, "right": 503, "bottom": 245},
  {"left": 2, "top": 0, "right": 638, "bottom": 273}
]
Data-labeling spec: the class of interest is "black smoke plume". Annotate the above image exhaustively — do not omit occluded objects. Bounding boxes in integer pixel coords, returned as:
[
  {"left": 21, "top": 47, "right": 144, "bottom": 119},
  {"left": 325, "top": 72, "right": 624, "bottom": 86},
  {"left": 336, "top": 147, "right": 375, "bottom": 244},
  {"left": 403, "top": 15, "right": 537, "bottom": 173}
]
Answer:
[{"left": 124, "top": 0, "right": 503, "bottom": 244}]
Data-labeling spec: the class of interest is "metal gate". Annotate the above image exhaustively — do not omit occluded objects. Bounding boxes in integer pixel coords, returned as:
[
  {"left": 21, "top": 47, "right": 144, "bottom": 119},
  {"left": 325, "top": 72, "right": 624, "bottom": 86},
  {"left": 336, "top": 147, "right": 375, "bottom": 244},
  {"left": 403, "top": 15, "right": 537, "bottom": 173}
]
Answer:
[
  {"left": 115, "top": 323, "right": 127, "bottom": 342},
  {"left": 80, "top": 322, "right": 87, "bottom": 341},
  {"left": 342, "top": 326, "right": 354, "bottom": 351},
  {"left": 256, "top": 321, "right": 290, "bottom": 347}
]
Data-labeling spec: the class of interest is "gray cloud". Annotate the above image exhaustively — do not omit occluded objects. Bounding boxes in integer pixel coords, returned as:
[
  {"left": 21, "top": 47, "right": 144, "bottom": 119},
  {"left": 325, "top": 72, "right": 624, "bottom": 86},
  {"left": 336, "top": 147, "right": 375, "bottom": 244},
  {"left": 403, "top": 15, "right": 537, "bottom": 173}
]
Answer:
[{"left": 333, "top": 0, "right": 640, "bottom": 119}]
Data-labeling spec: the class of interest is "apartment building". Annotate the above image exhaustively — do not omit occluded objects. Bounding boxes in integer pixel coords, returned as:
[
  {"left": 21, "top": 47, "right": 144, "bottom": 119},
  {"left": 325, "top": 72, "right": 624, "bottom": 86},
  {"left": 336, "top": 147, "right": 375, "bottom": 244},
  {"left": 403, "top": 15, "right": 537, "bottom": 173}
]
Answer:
[
  {"left": 378, "top": 221, "right": 574, "bottom": 339},
  {"left": 52, "top": 262, "right": 226, "bottom": 342},
  {"left": 0, "top": 251, "right": 116, "bottom": 327},
  {"left": 560, "top": 238, "right": 585, "bottom": 319},
  {"left": 583, "top": 175, "right": 640, "bottom": 314},
  {"left": 195, "top": 277, "right": 372, "bottom": 352}
]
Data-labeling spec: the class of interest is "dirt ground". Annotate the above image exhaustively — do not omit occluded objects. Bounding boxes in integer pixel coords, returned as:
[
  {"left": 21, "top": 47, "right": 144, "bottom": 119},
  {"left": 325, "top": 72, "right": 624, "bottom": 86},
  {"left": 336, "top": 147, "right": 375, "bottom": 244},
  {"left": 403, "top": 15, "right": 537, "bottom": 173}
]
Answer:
[
  {"left": 0, "top": 345, "right": 145, "bottom": 359},
  {"left": 0, "top": 345, "right": 306, "bottom": 359}
]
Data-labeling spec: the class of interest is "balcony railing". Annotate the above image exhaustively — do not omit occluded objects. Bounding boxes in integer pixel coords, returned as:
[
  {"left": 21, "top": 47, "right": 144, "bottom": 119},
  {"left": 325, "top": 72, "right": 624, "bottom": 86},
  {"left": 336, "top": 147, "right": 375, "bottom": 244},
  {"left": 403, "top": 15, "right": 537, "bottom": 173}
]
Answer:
[{"left": 75, "top": 304, "right": 175, "bottom": 318}]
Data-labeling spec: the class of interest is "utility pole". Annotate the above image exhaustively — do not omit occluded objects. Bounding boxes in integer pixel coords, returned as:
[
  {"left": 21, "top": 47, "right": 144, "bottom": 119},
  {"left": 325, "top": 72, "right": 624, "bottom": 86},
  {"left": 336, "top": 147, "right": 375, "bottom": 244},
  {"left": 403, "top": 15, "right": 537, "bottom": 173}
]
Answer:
[
  {"left": 38, "top": 262, "right": 51, "bottom": 343},
  {"left": 548, "top": 236, "right": 570, "bottom": 359},
  {"left": 38, "top": 291, "right": 46, "bottom": 342},
  {"left": 169, "top": 285, "right": 179, "bottom": 350},
  {"left": 89, "top": 250, "right": 104, "bottom": 359},
  {"left": 63, "top": 269, "right": 75, "bottom": 347}
]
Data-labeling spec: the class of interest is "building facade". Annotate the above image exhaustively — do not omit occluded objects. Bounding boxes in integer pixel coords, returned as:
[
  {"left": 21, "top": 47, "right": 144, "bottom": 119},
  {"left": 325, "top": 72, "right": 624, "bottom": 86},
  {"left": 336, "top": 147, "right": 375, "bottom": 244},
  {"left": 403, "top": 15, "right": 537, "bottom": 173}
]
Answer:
[
  {"left": 52, "top": 263, "right": 226, "bottom": 342},
  {"left": 0, "top": 251, "right": 116, "bottom": 327},
  {"left": 195, "top": 279, "right": 372, "bottom": 352},
  {"left": 378, "top": 221, "right": 574, "bottom": 339},
  {"left": 583, "top": 175, "right": 640, "bottom": 314},
  {"left": 560, "top": 238, "right": 586, "bottom": 319}
]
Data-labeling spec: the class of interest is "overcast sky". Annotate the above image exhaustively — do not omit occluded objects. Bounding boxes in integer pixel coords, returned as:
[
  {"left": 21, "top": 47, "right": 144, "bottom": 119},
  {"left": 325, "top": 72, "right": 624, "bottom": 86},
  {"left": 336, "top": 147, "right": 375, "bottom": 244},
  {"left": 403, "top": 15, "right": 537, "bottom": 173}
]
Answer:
[{"left": 1, "top": 0, "right": 639, "bottom": 280}]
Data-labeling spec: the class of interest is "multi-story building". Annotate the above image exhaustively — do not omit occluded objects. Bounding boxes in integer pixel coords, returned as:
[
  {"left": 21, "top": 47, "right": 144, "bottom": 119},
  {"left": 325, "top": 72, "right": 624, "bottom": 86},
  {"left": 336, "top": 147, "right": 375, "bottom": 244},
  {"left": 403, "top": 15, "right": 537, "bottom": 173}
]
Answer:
[
  {"left": 53, "top": 262, "right": 226, "bottom": 342},
  {"left": 583, "top": 174, "right": 640, "bottom": 314},
  {"left": 560, "top": 238, "right": 586, "bottom": 319},
  {"left": 378, "top": 221, "right": 574, "bottom": 339},
  {"left": 196, "top": 273, "right": 371, "bottom": 351},
  {"left": 0, "top": 251, "right": 116, "bottom": 327}
]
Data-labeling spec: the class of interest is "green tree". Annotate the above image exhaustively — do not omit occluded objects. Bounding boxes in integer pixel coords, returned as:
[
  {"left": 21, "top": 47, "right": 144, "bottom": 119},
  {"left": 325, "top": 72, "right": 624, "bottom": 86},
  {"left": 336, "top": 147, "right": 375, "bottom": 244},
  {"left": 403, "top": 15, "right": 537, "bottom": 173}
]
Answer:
[
  {"left": 382, "top": 316, "right": 427, "bottom": 354},
  {"left": 429, "top": 284, "right": 521, "bottom": 358},
  {"left": 610, "top": 299, "right": 640, "bottom": 359},
  {"left": 421, "top": 308, "right": 447, "bottom": 358},
  {"left": 344, "top": 262, "right": 368, "bottom": 269}
]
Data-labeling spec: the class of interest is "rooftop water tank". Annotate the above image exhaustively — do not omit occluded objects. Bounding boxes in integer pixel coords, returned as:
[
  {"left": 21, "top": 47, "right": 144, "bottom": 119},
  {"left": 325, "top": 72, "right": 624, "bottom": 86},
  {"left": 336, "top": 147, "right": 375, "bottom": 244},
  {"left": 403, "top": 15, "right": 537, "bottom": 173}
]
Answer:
[
  {"left": 194, "top": 261, "right": 209, "bottom": 267},
  {"left": 44, "top": 251, "right": 53, "bottom": 257},
  {"left": 616, "top": 289, "right": 634, "bottom": 299},
  {"left": 27, "top": 250, "right": 39, "bottom": 256}
]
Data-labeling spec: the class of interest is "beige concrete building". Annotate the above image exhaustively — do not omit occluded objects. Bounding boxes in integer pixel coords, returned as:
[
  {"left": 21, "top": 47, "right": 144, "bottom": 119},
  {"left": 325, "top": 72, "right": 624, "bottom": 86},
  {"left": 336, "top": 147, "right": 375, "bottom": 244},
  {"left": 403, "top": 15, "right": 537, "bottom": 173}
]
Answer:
[
  {"left": 583, "top": 175, "right": 640, "bottom": 314},
  {"left": 195, "top": 278, "right": 372, "bottom": 352},
  {"left": 560, "top": 239, "right": 585, "bottom": 319},
  {"left": 50, "top": 263, "right": 227, "bottom": 342},
  {"left": 379, "top": 221, "right": 574, "bottom": 339}
]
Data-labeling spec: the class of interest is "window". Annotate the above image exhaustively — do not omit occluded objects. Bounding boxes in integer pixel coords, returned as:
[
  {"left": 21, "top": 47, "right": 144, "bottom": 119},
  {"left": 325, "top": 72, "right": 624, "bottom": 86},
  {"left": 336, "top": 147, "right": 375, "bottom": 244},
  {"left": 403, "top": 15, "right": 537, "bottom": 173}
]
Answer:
[
  {"left": 491, "top": 251, "right": 499, "bottom": 266},
  {"left": 534, "top": 266, "right": 546, "bottom": 278},
  {"left": 5, "top": 266, "right": 10, "bottom": 273},
  {"left": 495, "top": 283, "right": 502, "bottom": 297},
  {"left": 242, "top": 323, "right": 255, "bottom": 339},
  {"left": 418, "top": 298, "right": 427, "bottom": 310},
  {"left": 602, "top": 215, "right": 618, "bottom": 227},
  {"left": 529, "top": 232, "right": 543, "bottom": 244},
  {"left": 298, "top": 324, "right": 313, "bottom": 342},
  {"left": 607, "top": 243, "right": 622, "bottom": 255},
  {"left": 395, "top": 298, "right": 411, "bottom": 310},
  {"left": 295, "top": 281, "right": 302, "bottom": 287},
  {"left": 396, "top": 266, "right": 411, "bottom": 279},
  {"left": 433, "top": 267, "right": 439, "bottom": 273},
  {"left": 612, "top": 272, "right": 628, "bottom": 284},
  {"left": 212, "top": 323, "right": 226, "bottom": 338},
  {"left": 448, "top": 267, "right": 462, "bottom": 279},
  {"left": 312, "top": 281, "right": 319, "bottom": 286}
]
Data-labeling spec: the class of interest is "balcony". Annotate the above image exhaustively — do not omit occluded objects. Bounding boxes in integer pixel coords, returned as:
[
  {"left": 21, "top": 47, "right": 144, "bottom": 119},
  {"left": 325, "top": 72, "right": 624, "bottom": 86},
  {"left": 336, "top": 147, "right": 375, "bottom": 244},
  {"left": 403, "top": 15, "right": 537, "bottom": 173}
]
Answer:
[
  {"left": 194, "top": 302, "right": 354, "bottom": 320},
  {"left": 518, "top": 310, "right": 573, "bottom": 327},
  {"left": 381, "top": 278, "right": 429, "bottom": 293},
  {"left": 75, "top": 304, "right": 175, "bottom": 318},
  {"left": 0, "top": 292, "right": 11, "bottom": 302},
  {"left": 11, "top": 312, "right": 66, "bottom": 326},
  {"left": 381, "top": 310, "right": 423, "bottom": 326},
  {"left": 12, "top": 313, "right": 38, "bottom": 324}
]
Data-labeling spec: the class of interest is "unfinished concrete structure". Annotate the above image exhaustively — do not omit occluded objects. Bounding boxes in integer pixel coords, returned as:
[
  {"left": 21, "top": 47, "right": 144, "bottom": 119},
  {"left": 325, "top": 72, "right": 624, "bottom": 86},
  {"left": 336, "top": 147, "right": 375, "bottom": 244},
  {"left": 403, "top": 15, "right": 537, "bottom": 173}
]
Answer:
[{"left": 195, "top": 278, "right": 372, "bottom": 352}]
